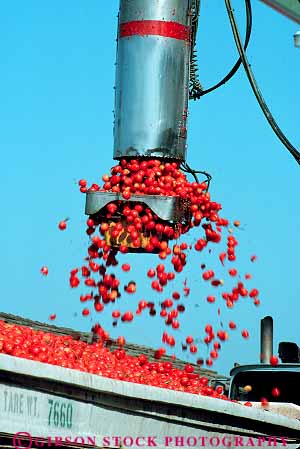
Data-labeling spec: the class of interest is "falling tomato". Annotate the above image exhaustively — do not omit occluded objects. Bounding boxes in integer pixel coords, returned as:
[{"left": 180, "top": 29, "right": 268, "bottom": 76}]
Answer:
[
  {"left": 121, "top": 264, "right": 131, "bottom": 272},
  {"left": 58, "top": 220, "right": 67, "bottom": 231},
  {"left": 271, "top": 387, "right": 280, "bottom": 397},
  {"left": 40, "top": 266, "right": 48, "bottom": 276},
  {"left": 270, "top": 355, "right": 279, "bottom": 366},
  {"left": 241, "top": 329, "right": 249, "bottom": 339}
]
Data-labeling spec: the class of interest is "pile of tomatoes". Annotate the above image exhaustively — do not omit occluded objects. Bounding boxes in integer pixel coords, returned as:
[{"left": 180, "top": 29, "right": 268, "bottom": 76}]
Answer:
[{"left": 0, "top": 320, "right": 229, "bottom": 399}]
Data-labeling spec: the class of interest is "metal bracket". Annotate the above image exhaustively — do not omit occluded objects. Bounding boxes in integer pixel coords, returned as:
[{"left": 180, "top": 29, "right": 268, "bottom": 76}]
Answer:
[{"left": 85, "top": 191, "right": 190, "bottom": 223}]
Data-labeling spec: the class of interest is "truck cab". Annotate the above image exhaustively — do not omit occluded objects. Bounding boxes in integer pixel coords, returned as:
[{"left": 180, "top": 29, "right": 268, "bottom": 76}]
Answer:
[
  {"left": 229, "top": 364, "right": 300, "bottom": 405},
  {"left": 229, "top": 336, "right": 300, "bottom": 419}
]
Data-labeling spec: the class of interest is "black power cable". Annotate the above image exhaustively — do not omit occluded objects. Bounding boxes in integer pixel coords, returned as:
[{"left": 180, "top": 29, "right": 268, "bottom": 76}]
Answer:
[
  {"left": 192, "top": 0, "right": 252, "bottom": 99},
  {"left": 180, "top": 161, "right": 212, "bottom": 190},
  {"left": 225, "top": 0, "right": 300, "bottom": 165}
]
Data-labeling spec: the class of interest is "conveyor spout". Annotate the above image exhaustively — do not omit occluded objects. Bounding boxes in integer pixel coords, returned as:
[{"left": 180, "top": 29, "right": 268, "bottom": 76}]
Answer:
[{"left": 85, "top": 0, "right": 195, "bottom": 251}]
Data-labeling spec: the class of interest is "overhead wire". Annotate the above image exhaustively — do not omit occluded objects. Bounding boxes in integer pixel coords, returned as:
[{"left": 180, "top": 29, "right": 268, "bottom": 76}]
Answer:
[
  {"left": 191, "top": 0, "right": 252, "bottom": 99},
  {"left": 224, "top": 0, "right": 300, "bottom": 165}
]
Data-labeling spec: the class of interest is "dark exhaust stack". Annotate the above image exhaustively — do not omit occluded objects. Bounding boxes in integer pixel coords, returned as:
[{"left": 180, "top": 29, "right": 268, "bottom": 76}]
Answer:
[{"left": 260, "top": 316, "right": 273, "bottom": 363}]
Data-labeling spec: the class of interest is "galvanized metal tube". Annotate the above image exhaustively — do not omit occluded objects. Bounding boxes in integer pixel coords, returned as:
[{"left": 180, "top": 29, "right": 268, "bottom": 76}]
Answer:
[
  {"left": 260, "top": 316, "right": 273, "bottom": 363},
  {"left": 114, "top": 0, "right": 192, "bottom": 161}
]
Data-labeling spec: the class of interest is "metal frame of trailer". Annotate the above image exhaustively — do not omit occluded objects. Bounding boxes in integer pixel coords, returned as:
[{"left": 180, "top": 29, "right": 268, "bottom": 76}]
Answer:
[
  {"left": 0, "top": 354, "right": 300, "bottom": 449},
  {"left": 0, "top": 314, "right": 300, "bottom": 448}
]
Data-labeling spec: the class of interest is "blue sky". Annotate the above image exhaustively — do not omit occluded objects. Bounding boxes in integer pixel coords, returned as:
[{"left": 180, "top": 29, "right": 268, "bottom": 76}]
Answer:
[{"left": 0, "top": 1, "right": 299, "bottom": 376}]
